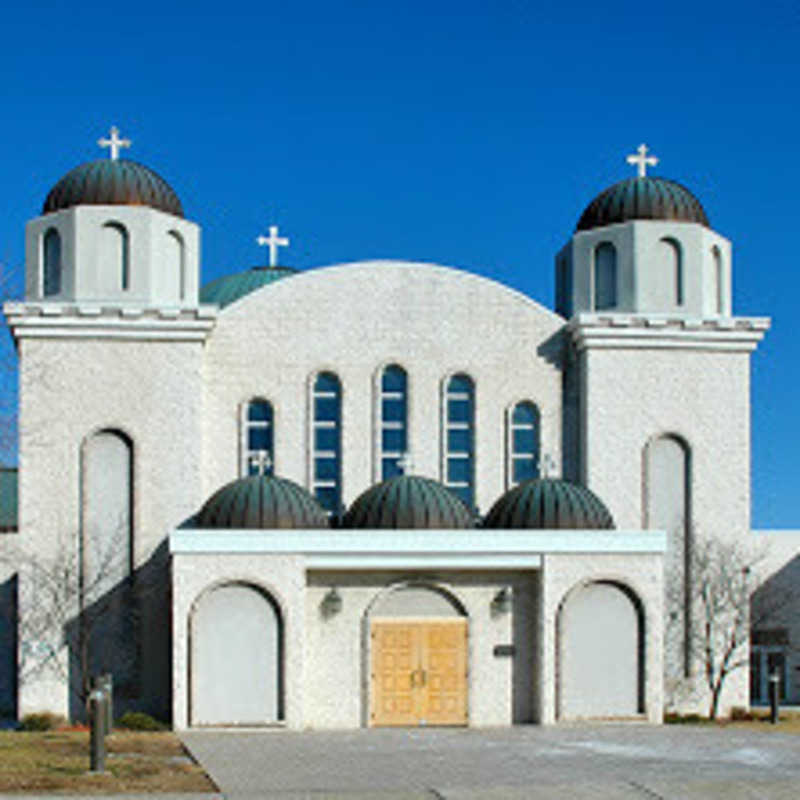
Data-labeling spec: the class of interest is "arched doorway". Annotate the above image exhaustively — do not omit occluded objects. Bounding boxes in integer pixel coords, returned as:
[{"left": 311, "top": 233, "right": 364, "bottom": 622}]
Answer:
[
  {"left": 190, "top": 583, "right": 282, "bottom": 726},
  {"left": 369, "top": 583, "right": 468, "bottom": 727},
  {"left": 557, "top": 581, "right": 643, "bottom": 719}
]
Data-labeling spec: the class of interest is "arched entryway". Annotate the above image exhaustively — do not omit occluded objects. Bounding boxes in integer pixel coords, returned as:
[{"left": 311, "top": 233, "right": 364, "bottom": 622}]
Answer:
[
  {"left": 190, "top": 583, "right": 282, "bottom": 726},
  {"left": 557, "top": 580, "right": 644, "bottom": 719},
  {"left": 368, "top": 583, "right": 468, "bottom": 727}
]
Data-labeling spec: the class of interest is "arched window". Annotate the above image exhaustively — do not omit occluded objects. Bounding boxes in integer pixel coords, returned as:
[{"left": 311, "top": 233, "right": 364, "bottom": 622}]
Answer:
[
  {"left": 645, "top": 434, "right": 691, "bottom": 674},
  {"left": 712, "top": 246, "right": 724, "bottom": 315},
  {"left": 243, "top": 399, "right": 274, "bottom": 476},
  {"left": 594, "top": 243, "right": 617, "bottom": 310},
  {"left": 380, "top": 365, "right": 408, "bottom": 479},
  {"left": 312, "top": 372, "right": 342, "bottom": 515},
  {"left": 508, "top": 401, "right": 540, "bottom": 486},
  {"left": 100, "top": 222, "right": 130, "bottom": 291},
  {"left": 43, "top": 228, "right": 62, "bottom": 297},
  {"left": 166, "top": 231, "right": 185, "bottom": 302},
  {"left": 444, "top": 373, "right": 475, "bottom": 509},
  {"left": 659, "top": 238, "right": 683, "bottom": 306}
]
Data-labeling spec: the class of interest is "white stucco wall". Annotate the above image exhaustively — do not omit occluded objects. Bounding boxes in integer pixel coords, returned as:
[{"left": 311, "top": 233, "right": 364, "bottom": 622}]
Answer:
[{"left": 202, "top": 261, "right": 565, "bottom": 512}]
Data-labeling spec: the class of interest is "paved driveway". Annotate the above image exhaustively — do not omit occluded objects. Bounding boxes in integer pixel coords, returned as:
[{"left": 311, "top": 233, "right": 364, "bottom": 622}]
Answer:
[{"left": 181, "top": 724, "right": 800, "bottom": 799}]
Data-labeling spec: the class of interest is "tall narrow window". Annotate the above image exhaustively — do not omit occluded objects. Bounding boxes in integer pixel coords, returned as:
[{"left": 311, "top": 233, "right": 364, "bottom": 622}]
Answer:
[
  {"left": 312, "top": 372, "right": 342, "bottom": 515},
  {"left": 166, "top": 231, "right": 185, "bottom": 302},
  {"left": 509, "top": 401, "right": 540, "bottom": 486},
  {"left": 43, "top": 228, "right": 62, "bottom": 297},
  {"left": 594, "top": 243, "right": 617, "bottom": 310},
  {"left": 243, "top": 399, "right": 274, "bottom": 476},
  {"left": 659, "top": 238, "right": 683, "bottom": 306},
  {"left": 380, "top": 365, "right": 408, "bottom": 479},
  {"left": 712, "top": 246, "right": 724, "bottom": 315},
  {"left": 445, "top": 373, "right": 475, "bottom": 509},
  {"left": 100, "top": 222, "right": 130, "bottom": 291}
]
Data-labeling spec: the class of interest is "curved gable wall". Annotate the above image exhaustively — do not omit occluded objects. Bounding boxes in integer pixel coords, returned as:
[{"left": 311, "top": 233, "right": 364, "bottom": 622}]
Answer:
[{"left": 203, "top": 261, "right": 565, "bottom": 512}]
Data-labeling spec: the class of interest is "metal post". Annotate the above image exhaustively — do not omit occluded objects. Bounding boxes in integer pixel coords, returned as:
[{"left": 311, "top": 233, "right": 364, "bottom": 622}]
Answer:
[
  {"left": 88, "top": 688, "right": 108, "bottom": 773},
  {"left": 93, "top": 673, "right": 113, "bottom": 734},
  {"left": 769, "top": 671, "right": 780, "bottom": 724}
]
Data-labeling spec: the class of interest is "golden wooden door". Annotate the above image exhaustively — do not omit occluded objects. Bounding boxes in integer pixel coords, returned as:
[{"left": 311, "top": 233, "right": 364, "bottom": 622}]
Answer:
[{"left": 370, "top": 618, "right": 468, "bottom": 727}]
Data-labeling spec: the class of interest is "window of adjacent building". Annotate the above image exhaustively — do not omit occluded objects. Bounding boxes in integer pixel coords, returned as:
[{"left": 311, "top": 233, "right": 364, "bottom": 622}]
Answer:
[
  {"left": 243, "top": 399, "right": 274, "bottom": 476},
  {"left": 43, "top": 228, "right": 62, "bottom": 297},
  {"left": 508, "top": 401, "right": 540, "bottom": 487},
  {"left": 444, "top": 373, "right": 475, "bottom": 509},
  {"left": 593, "top": 243, "right": 617, "bottom": 310},
  {"left": 312, "top": 372, "right": 342, "bottom": 515},
  {"left": 100, "top": 222, "right": 130, "bottom": 291},
  {"left": 380, "top": 364, "right": 408, "bottom": 480}
]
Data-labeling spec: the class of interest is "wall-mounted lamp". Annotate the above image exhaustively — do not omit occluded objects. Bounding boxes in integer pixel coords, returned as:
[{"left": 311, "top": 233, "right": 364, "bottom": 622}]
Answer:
[
  {"left": 491, "top": 586, "right": 513, "bottom": 616},
  {"left": 321, "top": 587, "right": 343, "bottom": 618}
]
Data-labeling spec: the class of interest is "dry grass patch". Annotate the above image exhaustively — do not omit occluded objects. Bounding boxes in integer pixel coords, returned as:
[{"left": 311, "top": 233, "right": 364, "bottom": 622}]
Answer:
[{"left": 0, "top": 730, "right": 217, "bottom": 794}]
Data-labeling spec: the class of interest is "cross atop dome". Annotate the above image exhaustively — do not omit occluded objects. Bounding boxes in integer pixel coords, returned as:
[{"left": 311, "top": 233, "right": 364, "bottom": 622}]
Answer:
[
  {"left": 626, "top": 143, "right": 658, "bottom": 178},
  {"left": 257, "top": 225, "right": 290, "bottom": 267},
  {"left": 98, "top": 126, "right": 131, "bottom": 161}
]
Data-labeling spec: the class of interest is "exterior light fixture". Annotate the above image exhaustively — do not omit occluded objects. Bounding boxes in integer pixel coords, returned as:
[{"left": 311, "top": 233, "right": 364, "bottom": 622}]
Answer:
[
  {"left": 321, "top": 587, "right": 343, "bottom": 618},
  {"left": 491, "top": 586, "right": 513, "bottom": 616}
]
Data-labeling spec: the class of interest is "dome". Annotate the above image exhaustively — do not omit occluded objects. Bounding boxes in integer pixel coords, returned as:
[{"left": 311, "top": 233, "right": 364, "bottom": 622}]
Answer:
[
  {"left": 43, "top": 159, "right": 183, "bottom": 217},
  {"left": 342, "top": 475, "right": 474, "bottom": 529},
  {"left": 200, "top": 266, "right": 297, "bottom": 308},
  {"left": 195, "top": 475, "right": 329, "bottom": 529},
  {"left": 483, "top": 478, "right": 614, "bottom": 530},
  {"left": 576, "top": 177, "right": 708, "bottom": 232}
]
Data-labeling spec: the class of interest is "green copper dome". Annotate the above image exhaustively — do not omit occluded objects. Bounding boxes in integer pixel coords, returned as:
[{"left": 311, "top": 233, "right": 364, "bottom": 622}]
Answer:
[
  {"left": 483, "top": 478, "right": 614, "bottom": 530},
  {"left": 576, "top": 177, "right": 708, "bottom": 232},
  {"left": 43, "top": 159, "right": 183, "bottom": 217},
  {"left": 200, "top": 266, "right": 297, "bottom": 308},
  {"left": 195, "top": 475, "right": 329, "bottom": 529},
  {"left": 343, "top": 475, "right": 475, "bottom": 529}
]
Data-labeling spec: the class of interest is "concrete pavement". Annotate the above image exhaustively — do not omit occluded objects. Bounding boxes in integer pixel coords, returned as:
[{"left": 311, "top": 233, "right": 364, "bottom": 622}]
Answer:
[{"left": 180, "top": 724, "right": 800, "bottom": 799}]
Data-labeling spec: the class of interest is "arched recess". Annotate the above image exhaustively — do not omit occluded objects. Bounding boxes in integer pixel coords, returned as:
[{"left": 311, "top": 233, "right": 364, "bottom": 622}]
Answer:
[
  {"left": 658, "top": 237, "right": 683, "bottom": 306},
  {"left": 79, "top": 429, "right": 134, "bottom": 704},
  {"left": 189, "top": 582, "right": 283, "bottom": 726},
  {"left": 166, "top": 230, "right": 185, "bottom": 302},
  {"left": 557, "top": 580, "right": 644, "bottom": 719},
  {"left": 712, "top": 245, "right": 724, "bottom": 315},
  {"left": 42, "top": 228, "right": 62, "bottom": 297},
  {"left": 593, "top": 242, "right": 617, "bottom": 310},
  {"left": 367, "top": 582, "right": 468, "bottom": 727},
  {"left": 99, "top": 222, "right": 130, "bottom": 291},
  {"left": 644, "top": 433, "right": 691, "bottom": 674}
]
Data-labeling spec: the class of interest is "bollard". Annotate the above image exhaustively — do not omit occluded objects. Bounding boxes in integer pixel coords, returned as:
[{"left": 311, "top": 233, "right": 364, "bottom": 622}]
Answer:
[
  {"left": 769, "top": 671, "right": 780, "bottom": 724},
  {"left": 88, "top": 687, "right": 108, "bottom": 773},
  {"left": 93, "top": 673, "right": 113, "bottom": 735}
]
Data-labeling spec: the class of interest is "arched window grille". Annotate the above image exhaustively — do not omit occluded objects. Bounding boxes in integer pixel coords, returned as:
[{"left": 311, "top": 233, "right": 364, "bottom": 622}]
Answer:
[
  {"left": 444, "top": 373, "right": 475, "bottom": 509},
  {"left": 43, "top": 228, "right": 62, "bottom": 297},
  {"left": 594, "top": 243, "right": 617, "bottom": 310},
  {"left": 243, "top": 399, "right": 274, "bottom": 476},
  {"left": 508, "top": 401, "right": 540, "bottom": 486},
  {"left": 312, "top": 372, "right": 342, "bottom": 514},
  {"left": 380, "top": 365, "right": 408, "bottom": 479}
]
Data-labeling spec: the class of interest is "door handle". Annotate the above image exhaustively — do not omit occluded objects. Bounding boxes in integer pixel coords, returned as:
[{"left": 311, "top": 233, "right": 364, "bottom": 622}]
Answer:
[{"left": 410, "top": 668, "right": 427, "bottom": 688}]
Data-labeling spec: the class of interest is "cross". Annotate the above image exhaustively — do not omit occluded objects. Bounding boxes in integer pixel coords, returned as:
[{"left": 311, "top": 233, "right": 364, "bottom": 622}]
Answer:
[
  {"left": 249, "top": 450, "right": 272, "bottom": 476},
  {"left": 397, "top": 452, "right": 414, "bottom": 475},
  {"left": 98, "top": 126, "right": 131, "bottom": 161},
  {"left": 626, "top": 143, "right": 658, "bottom": 178},
  {"left": 539, "top": 453, "right": 557, "bottom": 479},
  {"left": 256, "top": 225, "right": 290, "bottom": 267}
]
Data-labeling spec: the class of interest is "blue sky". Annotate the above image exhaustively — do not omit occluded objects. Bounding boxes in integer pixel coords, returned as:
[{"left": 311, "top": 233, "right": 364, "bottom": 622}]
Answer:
[{"left": 1, "top": 0, "right": 798, "bottom": 527}]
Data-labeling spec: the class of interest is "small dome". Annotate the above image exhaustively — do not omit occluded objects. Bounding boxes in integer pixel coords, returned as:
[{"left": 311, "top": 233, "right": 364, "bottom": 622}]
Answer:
[
  {"left": 195, "top": 475, "right": 329, "bottom": 529},
  {"left": 343, "top": 475, "right": 474, "bottom": 529},
  {"left": 43, "top": 159, "right": 183, "bottom": 217},
  {"left": 483, "top": 478, "right": 614, "bottom": 530},
  {"left": 200, "top": 266, "right": 297, "bottom": 308},
  {"left": 576, "top": 177, "right": 708, "bottom": 232}
]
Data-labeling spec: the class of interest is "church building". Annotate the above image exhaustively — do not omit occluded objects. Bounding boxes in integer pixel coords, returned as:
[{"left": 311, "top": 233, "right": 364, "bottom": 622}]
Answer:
[{"left": 1, "top": 130, "right": 794, "bottom": 728}]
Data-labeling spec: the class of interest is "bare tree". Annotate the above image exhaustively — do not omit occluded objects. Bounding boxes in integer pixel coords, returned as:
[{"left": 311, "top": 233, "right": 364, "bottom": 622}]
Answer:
[{"left": 667, "top": 535, "right": 795, "bottom": 720}]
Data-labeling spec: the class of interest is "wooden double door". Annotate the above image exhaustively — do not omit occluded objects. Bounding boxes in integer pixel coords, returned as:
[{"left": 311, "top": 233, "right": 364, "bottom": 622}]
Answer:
[{"left": 370, "top": 618, "right": 468, "bottom": 727}]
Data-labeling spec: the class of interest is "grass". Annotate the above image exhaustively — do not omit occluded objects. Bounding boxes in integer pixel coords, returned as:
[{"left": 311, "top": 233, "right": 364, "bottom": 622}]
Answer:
[
  {"left": 665, "top": 709, "right": 800, "bottom": 733},
  {"left": 0, "top": 730, "right": 218, "bottom": 794}
]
